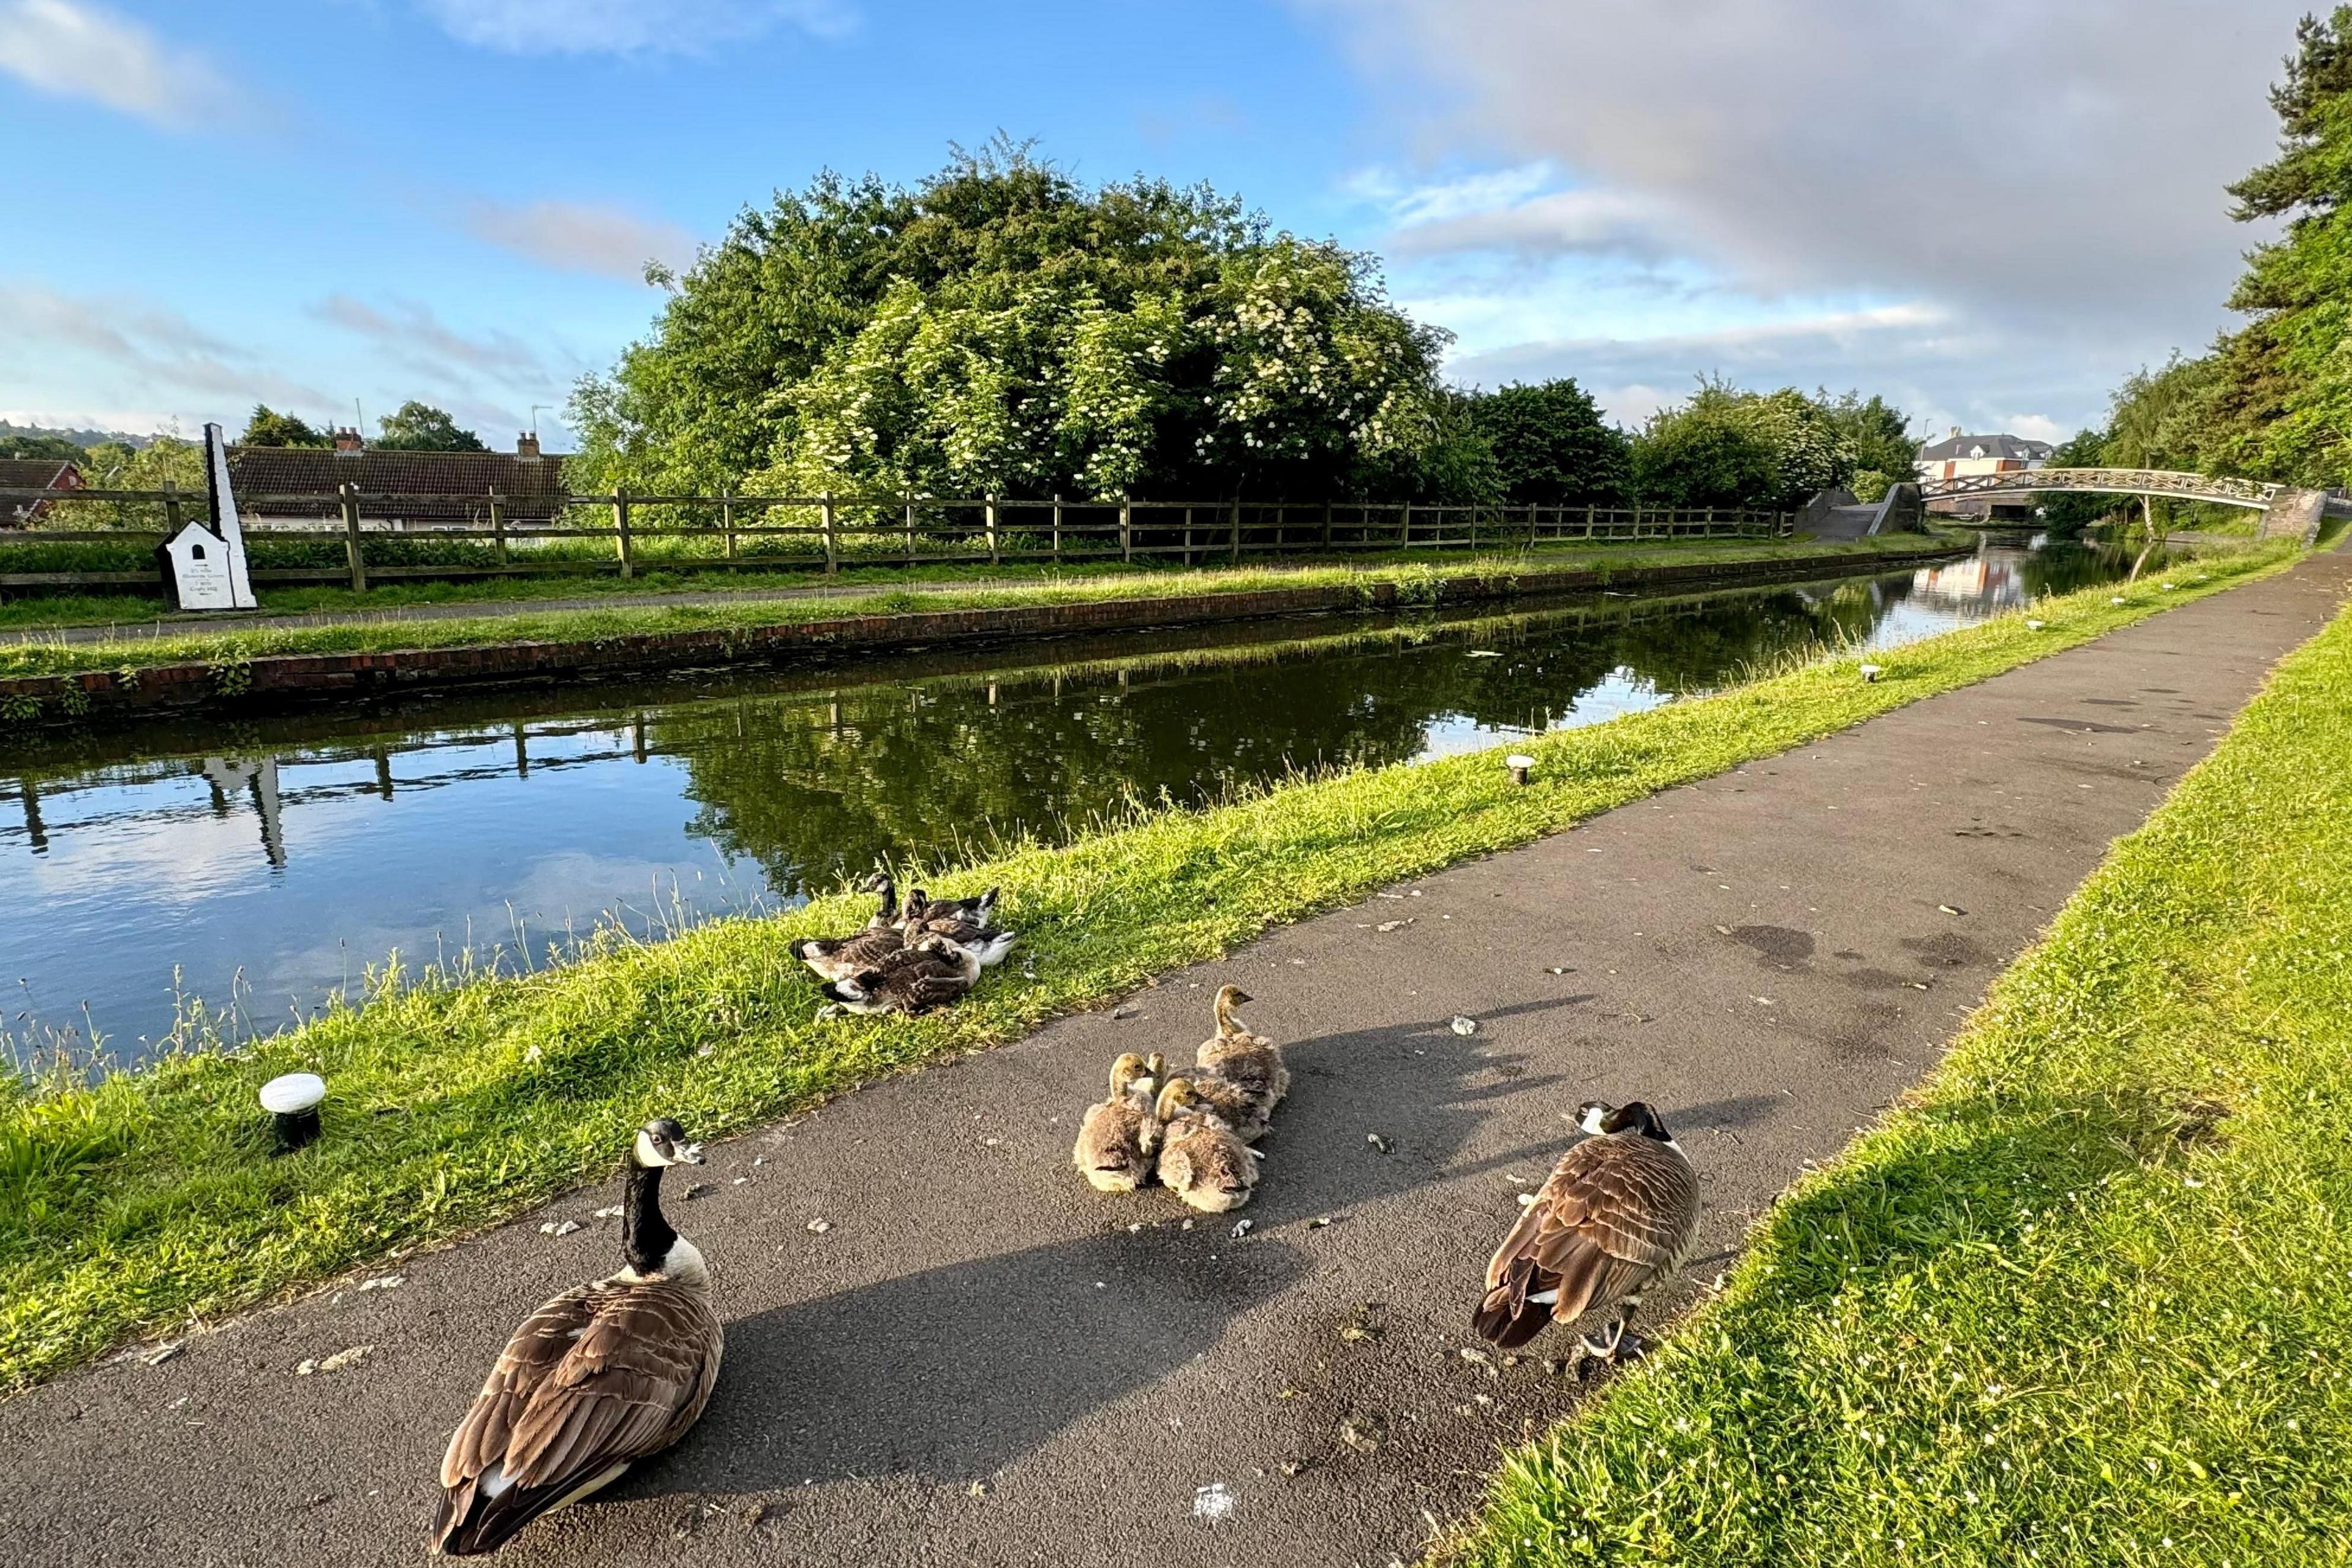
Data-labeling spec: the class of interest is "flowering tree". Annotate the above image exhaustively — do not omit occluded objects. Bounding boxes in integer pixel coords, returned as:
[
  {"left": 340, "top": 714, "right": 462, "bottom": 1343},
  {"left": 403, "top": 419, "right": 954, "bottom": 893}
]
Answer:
[{"left": 571, "top": 143, "right": 1452, "bottom": 501}]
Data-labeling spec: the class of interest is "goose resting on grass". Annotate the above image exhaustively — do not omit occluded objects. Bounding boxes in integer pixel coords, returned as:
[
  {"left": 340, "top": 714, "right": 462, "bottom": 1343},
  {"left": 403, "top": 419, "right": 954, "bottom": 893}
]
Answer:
[
  {"left": 1471, "top": 1100, "right": 1697, "bottom": 1365},
  {"left": 817, "top": 933, "right": 982, "bottom": 1015},
  {"left": 789, "top": 872, "right": 907, "bottom": 982},
  {"left": 431, "top": 1118, "right": 723, "bottom": 1556},
  {"left": 901, "top": 886, "right": 1017, "bottom": 967}
]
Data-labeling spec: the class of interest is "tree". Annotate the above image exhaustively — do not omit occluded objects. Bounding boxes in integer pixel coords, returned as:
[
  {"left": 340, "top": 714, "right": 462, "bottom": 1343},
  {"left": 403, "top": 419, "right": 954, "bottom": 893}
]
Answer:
[
  {"left": 1630, "top": 381, "right": 1861, "bottom": 509},
  {"left": 570, "top": 141, "right": 1452, "bottom": 501},
  {"left": 2102, "top": 355, "right": 2225, "bottom": 473},
  {"left": 1464, "top": 379, "right": 1630, "bottom": 505},
  {"left": 2034, "top": 428, "right": 2122, "bottom": 533},
  {"left": 239, "top": 405, "right": 328, "bottom": 447},
  {"left": 0, "top": 434, "right": 85, "bottom": 462},
  {"left": 375, "top": 402, "right": 486, "bottom": 452},
  {"left": 1819, "top": 391, "right": 1915, "bottom": 500},
  {"left": 2209, "top": 6, "right": 2352, "bottom": 484}
]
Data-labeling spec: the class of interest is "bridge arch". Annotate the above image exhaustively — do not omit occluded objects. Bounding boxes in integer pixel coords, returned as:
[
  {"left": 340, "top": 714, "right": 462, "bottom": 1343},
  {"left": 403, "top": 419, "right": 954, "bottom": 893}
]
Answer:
[{"left": 1918, "top": 467, "right": 2327, "bottom": 543}]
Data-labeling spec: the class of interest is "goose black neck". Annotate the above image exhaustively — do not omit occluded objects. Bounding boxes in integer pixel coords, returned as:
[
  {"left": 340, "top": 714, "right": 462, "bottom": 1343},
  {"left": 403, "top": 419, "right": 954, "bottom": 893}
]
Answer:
[{"left": 623, "top": 1159, "right": 677, "bottom": 1275}]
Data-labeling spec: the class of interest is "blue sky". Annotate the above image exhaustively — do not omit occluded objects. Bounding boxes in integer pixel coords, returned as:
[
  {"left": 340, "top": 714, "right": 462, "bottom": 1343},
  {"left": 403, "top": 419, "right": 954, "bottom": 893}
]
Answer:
[{"left": 0, "top": 0, "right": 2314, "bottom": 451}]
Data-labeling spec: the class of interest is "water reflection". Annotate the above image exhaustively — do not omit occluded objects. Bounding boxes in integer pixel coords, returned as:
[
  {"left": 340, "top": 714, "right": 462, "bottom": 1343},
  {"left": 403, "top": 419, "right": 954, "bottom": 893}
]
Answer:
[{"left": 1, "top": 540, "right": 2146, "bottom": 1066}]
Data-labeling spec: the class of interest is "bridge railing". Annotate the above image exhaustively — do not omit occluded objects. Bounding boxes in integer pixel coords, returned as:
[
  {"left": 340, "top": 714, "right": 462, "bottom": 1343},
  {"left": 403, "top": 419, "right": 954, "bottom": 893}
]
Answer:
[{"left": 1921, "top": 467, "right": 2282, "bottom": 510}]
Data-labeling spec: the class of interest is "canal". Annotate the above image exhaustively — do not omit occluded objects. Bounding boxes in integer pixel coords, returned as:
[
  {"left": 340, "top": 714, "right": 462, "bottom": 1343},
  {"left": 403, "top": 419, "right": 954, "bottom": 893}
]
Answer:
[{"left": 0, "top": 538, "right": 2145, "bottom": 1070}]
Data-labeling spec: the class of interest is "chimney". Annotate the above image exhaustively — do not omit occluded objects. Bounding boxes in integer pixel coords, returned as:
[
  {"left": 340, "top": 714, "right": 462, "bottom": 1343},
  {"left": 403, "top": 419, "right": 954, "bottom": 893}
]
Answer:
[
  {"left": 1948, "top": 425, "right": 1962, "bottom": 440},
  {"left": 516, "top": 431, "right": 541, "bottom": 460},
  {"left": 333, "top": 427, "right": 364, "bottom": 454}
]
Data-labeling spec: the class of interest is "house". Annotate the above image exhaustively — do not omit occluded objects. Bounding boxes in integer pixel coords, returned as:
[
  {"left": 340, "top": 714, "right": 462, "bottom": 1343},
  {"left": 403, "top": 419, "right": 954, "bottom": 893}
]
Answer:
[
  {"left": 1914, "top": 429, "right": 2056, "bottom": 519},
  {"left": 227, "top": 430, "right": 568, "bottom": 531},
  {"left": 0, "top": 458, "right": 85, "bottom": 527}
]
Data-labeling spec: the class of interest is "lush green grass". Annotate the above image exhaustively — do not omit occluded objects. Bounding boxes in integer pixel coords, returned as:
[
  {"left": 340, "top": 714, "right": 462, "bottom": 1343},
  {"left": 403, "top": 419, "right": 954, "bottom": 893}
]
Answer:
[
  {"left": 0, "top": 535, "right": 1950, "bottom": 662},
  {"left": 0, "top": 543, "right": 2296, "bottom": 1393},
  {"left": 1451, "top": 561, "right": 2352, "bottom": 1566}
]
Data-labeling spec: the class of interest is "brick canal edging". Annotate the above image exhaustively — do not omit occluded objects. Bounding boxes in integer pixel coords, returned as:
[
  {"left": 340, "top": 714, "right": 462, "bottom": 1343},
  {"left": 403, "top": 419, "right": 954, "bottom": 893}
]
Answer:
[{"left": 0, "top": 543, "right": 1966, "bottom": 728}]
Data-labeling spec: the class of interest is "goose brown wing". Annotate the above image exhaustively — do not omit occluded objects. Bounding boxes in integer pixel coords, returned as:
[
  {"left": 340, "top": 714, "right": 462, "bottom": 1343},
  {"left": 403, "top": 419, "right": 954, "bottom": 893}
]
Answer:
[
  {"left": 435, "top": 1281, "right": 721, "bottom": 1554},
  {"left": 897, "top": 960, "right": 974, "bottom": 1012},
  {"left": 438, "top": 1284, "right": 600, "bottom": 1490},
  {"left": 502, "top": 1284, "right": 719, "bottom": 1484},
  {"left": 1475, "top": 1137, "right": 1696, "bottom": 1345}
]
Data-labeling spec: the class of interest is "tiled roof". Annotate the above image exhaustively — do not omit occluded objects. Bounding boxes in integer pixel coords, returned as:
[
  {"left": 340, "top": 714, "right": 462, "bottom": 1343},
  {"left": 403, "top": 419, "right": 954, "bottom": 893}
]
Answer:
[
  {"left": 1915, "top": 432, "right": 2055, "bottom": 462},
  {"left": 227, "top": 447, "right": 569, "bottom": 522},
  {"left": 0, "top": 459, "right": 81, "bottom": 525}
]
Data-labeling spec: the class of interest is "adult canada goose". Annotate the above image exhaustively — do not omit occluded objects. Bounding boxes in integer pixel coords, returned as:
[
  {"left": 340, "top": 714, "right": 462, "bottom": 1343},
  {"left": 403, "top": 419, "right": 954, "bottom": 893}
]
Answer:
[
  {"left": 1191, "top": 986, "right": 1287, "bottom": 1138},
  {"left": 431, "top": 1118, "right": 723, "bottom": 1556},
  {"left": 1154, "top": 1078, "right": 1261, "bottom": 1213},
  {"left": 1471, "top": 1101, "right": 1698, "bottom": 1362},
  {"left": 787, "top": 873, "right": 908, "bottom": 982},
  {"left": 900, "top": 888, "right": 1017, "bottom": 968},
  {"left": 1072, "top": 1052, "right": 1163, "bottom": 1191},
  {"left": 904, "top": 884, "right": 1000, "bottom": 925},
  {"left": 816, "top": 933, "right": 981, "bottom": 1015}
]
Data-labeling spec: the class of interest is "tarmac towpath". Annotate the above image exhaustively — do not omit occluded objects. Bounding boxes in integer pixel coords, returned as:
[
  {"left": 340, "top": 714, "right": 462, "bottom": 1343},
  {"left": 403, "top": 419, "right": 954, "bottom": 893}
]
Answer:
[{"left": 5, "top": 552, "right": 2346, "bottom": 1567}]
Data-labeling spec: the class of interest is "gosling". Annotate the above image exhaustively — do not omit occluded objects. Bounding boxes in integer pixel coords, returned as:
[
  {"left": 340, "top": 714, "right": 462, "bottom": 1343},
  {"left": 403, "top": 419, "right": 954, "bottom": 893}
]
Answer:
[{"left": 1154, "top": 1077, "right": 1261, "bottom": 1213}]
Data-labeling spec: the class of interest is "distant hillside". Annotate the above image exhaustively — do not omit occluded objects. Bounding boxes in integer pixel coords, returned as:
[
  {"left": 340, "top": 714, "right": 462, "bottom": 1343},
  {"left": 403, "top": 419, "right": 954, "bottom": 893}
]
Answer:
[{"left": 0, "top": 421, "right": 157, "bottom": 450}]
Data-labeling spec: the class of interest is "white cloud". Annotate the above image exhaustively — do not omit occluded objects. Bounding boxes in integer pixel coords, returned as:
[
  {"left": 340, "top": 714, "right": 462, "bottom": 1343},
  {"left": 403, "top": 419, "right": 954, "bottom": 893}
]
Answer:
[
  {"left": 1997, "top": 413, "right": 2068, "bottom": 445},
  {"left": 1310, "top": 0, "right": 2312, "bottom": 426},
  {"left": 0, "top": 282, "right": 334, "bottom": 417},
  {"left": 462, "top": 197, "right": 697, "bottom": 281},
  {"left": 413, "top": 0, "right": 853, "bottom": 55},
  {"left": 313, "top": 294, "right": 559, "bottom": 382},
  {"left": 0, "top": 0, "right": 239, "bottom": 130}
]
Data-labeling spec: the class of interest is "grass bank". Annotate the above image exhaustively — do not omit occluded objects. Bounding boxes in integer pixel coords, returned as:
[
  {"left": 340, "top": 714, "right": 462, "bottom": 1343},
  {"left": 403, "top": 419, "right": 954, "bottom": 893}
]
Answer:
[
  {"left": 0, "top": 543, "right": 2296, "bottom": 1393},
  {"left": 0, "top": 535, "right": 1952, "bottom": 676},
  {"left": 1449, "top": 562, "right": 2351, "bottom": 1566}
]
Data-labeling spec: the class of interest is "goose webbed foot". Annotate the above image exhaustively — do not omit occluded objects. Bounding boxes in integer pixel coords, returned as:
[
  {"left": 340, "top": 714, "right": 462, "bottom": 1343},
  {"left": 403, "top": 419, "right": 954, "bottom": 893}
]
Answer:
[{"left": 814, "top": 1003, "right": 845, "bottom": 1022}]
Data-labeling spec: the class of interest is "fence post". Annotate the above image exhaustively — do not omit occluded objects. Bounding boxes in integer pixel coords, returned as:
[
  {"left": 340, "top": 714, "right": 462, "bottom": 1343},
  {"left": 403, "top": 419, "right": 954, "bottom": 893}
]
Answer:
[
  {"left": 340, "top": 481, "right": 367, "bottom": 592},
  {"left": 1322, "top": 500, "right": 1334, "bottom": 552},
  {"left": 1052, "top": 493, "right": 1063, "bottom": 564},
  {"left": 489, "top": 488, "right": 507, "bottom": 567},
  {"left": 722, "top": 489, "right": 735, "bottom": 560},
  {"left": 1231, "top": 499, "right": 1243, "bottom": 564},
  {"left": 1183, "top": 506, "right": 1193, "bottom": 567},
  {"left": 821, "top": 492, "right": 838, "bottom": 575},
  {"left": 904, "top": 492, "right": 917, "bottom": 567},
  {"left": 162, "top": 480, "right": 183, "bottom": 537},
  {"left": 612, "top": 489, "right": 634, "bottom": 579},
  {"left": 984, "top": 493, "right": 1000, "bottom": 566},
  {"left": 1120, "top": 496, "right": 1133, "bottom": 563},
  {"left": 1527, "top": 501, "right": 1540, "bottom": 550},
  {"left": 1400, "top": 501, "right": 1411, "bottom": 549}
]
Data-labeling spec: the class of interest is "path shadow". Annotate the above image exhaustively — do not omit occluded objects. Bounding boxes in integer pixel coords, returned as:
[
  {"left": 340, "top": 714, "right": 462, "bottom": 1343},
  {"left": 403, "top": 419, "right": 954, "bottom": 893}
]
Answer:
[
  {"left": 673, "top": 1227, "right": 1315, "bottom": 1491},
  {"left": 624, "top": 1001, "right": 1759, "bottom": 1502}
]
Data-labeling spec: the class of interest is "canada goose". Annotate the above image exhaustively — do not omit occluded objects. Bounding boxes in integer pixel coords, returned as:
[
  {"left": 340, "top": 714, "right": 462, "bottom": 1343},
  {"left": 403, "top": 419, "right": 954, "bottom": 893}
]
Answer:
[
  {"left": 904, "top": 884, "right": 1000, "bottom": 925},
  {"left": 1072, "top": 1052, "right": 1163, "bottom": 1191},
  {"left": 1192, "top": 986, "right": 1287, "bottom": 1136},
  {"left": 1154, "top": 1078, "right": 1261, "bottom": 1213},
  {"left": 788, "top": 872, "right": 907, "bottom": 982},
  {"left": 1471, "top": 1101, "right": 1697, "bottom": 1362},
  {"left": 432, "top": 1118, "right": 723, "bottom": 1556},
  {"left": 816, "top": 934, "right": 981, "bottom": 1015},
  {"left": 900, "top": 888, "right": 1017, "bottom": 968}
]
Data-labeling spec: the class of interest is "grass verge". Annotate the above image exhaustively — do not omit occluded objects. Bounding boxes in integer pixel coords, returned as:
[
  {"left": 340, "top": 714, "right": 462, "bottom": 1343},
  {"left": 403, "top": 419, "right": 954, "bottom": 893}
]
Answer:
[
  {"left": 0, "top": 535, "right": 1953, "bottom": 676},
  {"left": 0, "top": 542, "right": 2297, "bottom": 1393},
  {"left": 1449, "top": 560, "right": 2352, "bottom": 1566}
]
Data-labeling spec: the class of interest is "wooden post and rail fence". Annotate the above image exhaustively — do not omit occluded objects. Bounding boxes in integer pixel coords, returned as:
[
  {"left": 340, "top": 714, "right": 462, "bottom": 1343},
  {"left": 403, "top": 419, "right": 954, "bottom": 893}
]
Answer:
[{"left": 0, "top": 486, "right": 1794, "bottom": 598}]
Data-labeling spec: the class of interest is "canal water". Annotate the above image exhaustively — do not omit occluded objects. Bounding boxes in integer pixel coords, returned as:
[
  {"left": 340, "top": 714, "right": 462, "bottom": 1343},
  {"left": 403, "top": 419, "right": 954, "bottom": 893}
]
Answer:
[{"left": 0, "top": 538, "right": 2143, "bottom": 1069}]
